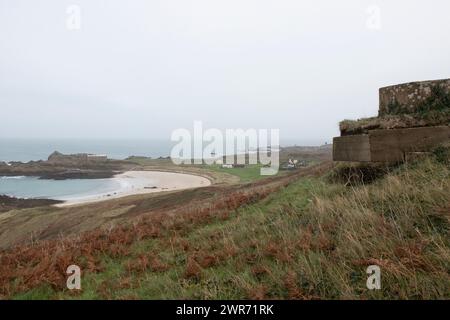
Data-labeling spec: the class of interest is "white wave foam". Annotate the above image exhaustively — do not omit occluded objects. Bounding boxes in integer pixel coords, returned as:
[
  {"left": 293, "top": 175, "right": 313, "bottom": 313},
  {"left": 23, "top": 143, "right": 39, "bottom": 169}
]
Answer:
[{"left": 0, "top": 176, "right": 26, "bottom": 180}]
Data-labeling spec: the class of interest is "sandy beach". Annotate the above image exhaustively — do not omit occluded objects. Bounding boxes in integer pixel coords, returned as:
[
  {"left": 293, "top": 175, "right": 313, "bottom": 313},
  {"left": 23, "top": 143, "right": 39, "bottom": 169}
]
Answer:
[{"left": 56, "top": 171, "right": 211, "bottom": 207}]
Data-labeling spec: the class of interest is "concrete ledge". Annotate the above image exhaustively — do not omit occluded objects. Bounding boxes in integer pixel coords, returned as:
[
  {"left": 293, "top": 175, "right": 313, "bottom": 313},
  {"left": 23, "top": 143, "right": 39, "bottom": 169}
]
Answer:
[{"left": 333, "top": 125, "right": 450, "bottom": 162}]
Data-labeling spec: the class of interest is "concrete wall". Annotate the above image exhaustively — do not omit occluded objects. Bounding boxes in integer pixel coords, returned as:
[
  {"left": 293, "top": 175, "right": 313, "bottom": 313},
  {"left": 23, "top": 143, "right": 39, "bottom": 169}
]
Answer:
[
  {"left": 333, "top": 126, "right": 450, "bottom": 162},
  {"left": 369, "top": 125, "right": 450, "bottom": 162},
  {"left": 333, "top": 135, "right": 371, "bottom": 162},
  {"left": 379, "top": 78, "right": 450, "bottom": 116}
]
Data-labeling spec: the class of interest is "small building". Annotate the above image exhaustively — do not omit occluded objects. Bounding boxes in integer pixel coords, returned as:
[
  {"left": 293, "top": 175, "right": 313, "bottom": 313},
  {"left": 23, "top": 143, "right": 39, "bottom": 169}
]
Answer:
[{"left": 222, "top": 164, "right": 233, "bottom": 169}]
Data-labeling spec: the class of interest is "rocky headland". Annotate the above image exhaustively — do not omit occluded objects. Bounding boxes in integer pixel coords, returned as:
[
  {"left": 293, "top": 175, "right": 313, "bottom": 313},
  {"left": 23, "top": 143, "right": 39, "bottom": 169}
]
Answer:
[{"left": 0, "top": 151, "right": 139, "bottom": 180}]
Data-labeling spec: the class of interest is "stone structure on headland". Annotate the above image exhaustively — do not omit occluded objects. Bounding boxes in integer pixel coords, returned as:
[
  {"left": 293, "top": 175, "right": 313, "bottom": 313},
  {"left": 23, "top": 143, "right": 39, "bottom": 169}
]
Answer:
[
  {"left": 333, "top": 78, "right": 450, "bottom": 162},
  {"left": 47, "top": 151, "right": 107, "bottom": 165},
  {"left": 379, "top": 78, "right": 450, "bottom": 116}
]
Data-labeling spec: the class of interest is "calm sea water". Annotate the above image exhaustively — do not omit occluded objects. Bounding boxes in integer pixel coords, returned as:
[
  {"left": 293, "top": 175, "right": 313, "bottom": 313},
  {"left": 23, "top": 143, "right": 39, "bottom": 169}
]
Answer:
[
  {"left": 0, "top": 176, "right": 121, "bottom": 200},
  {"left": 0, "top": 138, "right": 174, "bottom": 162}
]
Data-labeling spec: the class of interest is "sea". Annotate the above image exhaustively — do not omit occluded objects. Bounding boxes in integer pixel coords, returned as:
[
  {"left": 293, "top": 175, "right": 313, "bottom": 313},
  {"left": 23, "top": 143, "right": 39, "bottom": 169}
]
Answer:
[
  {"left": 0, "top": 138, "right": 173, "bottom": 200},
  {"left": 0, "top": 176, "right": 122, "bottom": 201},
  {"left": 0, "top": 138, "right": 174, "bottom": 163}
]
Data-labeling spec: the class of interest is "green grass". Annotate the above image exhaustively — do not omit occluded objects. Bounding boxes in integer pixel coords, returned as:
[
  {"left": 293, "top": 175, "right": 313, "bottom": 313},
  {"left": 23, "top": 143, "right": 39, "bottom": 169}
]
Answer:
[
  {"left": 128, "top": 156, "right": 279, "bottom": 183},
  {"left": 10, "top": 154, "right": 450, "bottom": 300}
]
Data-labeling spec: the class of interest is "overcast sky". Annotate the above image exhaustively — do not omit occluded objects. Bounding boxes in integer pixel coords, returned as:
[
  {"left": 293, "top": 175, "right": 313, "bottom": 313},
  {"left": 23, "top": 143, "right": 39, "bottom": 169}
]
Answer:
[{"left": 1, "top": 0, "right": 449, "bottom": 143}]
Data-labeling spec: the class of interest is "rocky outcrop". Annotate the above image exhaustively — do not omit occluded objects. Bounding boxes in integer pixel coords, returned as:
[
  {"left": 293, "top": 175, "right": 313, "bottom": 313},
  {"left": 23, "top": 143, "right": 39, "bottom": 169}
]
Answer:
[
  {"left": 0, "top": 152, "right": 137, "bottom": 180},
  {"left": 48, "top": 151, "right": 107, "bottom": 165},
  {"left": 0, "top": 195, "right": 62, "bottom": 213}
]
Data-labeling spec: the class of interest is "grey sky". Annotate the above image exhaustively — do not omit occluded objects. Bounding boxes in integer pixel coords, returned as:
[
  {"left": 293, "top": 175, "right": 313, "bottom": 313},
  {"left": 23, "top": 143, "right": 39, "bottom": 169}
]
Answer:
[{"left": 1, "top": 0, "right": 449, "bottom": 143}]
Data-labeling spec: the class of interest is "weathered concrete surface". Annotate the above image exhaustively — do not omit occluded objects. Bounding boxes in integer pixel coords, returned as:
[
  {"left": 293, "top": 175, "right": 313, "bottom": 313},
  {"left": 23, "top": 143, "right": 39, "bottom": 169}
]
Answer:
[
  {"left": 333, "top": 126, "right": 450, "bottom": 162},
  {"left": 379, "top": 78, "right": 450, "bottom": 116},
  {"left": 333, "top": 135, "right": 370, "bottom": 162},
  {"left": 369, "top": 126, "right": 450, "bottom": 162}
]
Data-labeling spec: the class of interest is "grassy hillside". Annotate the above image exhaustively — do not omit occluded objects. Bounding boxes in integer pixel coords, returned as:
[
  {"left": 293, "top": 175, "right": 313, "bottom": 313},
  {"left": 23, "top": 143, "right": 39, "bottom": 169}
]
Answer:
[{"left": 1, "top": 152, "right": 449, "bottom": 299}]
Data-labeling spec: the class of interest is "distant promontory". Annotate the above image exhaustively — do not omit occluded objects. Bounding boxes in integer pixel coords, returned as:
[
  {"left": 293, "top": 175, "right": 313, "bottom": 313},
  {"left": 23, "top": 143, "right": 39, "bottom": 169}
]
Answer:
[{"left": 0, "top": 151, "right": 138, "bottom": 180}]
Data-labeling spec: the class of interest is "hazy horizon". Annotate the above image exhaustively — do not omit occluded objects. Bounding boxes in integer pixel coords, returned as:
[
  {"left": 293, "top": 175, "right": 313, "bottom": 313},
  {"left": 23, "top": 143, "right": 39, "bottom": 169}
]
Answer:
[{"left": 1, "top": 0, "right": 450, "bottom": 142}]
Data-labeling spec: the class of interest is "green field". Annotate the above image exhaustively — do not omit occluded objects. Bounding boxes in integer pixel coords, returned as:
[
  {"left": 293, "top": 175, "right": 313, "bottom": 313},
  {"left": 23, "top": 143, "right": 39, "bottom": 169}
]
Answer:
[
  {"left": 199, "top": 164, "right": 278, "bottom": 183},
  {"left": 126, "top": 157, "right": 269, "bottom": 183}
]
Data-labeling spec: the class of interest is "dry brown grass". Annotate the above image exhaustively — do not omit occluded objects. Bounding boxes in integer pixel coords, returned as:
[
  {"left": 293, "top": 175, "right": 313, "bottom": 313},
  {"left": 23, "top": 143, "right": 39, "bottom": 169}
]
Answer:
[
  {"left": 0, "top": 163, "right": 331, "bottom": 298},
  {"left": 339, "top": 110, "right": 450, "bottom": 136},
  {"left": 4, "top": 157, "right": 447, "bottom": 300}
]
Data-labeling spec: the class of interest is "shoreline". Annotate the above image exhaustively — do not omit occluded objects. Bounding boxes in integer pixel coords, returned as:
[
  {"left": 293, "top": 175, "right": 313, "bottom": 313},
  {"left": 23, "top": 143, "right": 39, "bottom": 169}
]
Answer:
[{"left": 55, "top": 170, "right": 212, "bottom": 207}]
